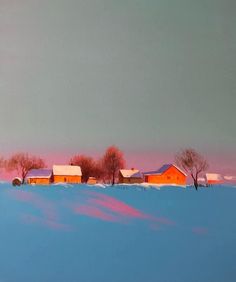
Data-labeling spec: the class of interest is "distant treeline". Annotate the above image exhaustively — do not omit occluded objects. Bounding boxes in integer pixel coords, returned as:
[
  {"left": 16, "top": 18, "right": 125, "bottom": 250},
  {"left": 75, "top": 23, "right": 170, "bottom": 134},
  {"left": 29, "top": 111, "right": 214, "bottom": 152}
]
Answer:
[{"left": 1, "top": 147, "right": 208, "bottom": 189}]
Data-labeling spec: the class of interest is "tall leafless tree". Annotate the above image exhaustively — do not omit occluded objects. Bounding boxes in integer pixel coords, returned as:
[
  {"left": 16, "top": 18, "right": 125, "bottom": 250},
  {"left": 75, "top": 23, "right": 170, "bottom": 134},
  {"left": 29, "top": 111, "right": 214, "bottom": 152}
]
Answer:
[
  {"left": 102, "top": 146, "right": 125, "bottom": 185},
  {"left": 175, "top": 148, "right": 208, "bottom": 190},
  {"left": 0, "top": 157, "right": 5, "bottom": 169},
  {"left": 6, "top": 153, "right": 45, "bottom": 184},
  {"left": 93, "top": 158, "right": 106, "bottom": 182},
  {"left": 70, "top": 154, "right": 96, "bottom": 183}
]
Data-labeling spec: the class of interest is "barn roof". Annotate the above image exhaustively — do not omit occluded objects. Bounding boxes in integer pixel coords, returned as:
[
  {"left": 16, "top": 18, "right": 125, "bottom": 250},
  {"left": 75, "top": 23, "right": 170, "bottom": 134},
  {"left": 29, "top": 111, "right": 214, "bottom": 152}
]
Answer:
[
  {"left": 143, "top": 164, "right": 187, "bottom": 176},
  {"left": 26, "top": 169, "right": 52, "bottom": 179},
  {"left": 53, "top": 165, "right": 82, "bottom": 176},
  {"left": 142, "top": 169, "right": 160, "bottom": 175},
  {"left": 120, "top": 169, "right": 143, "bottom": 178},
  {"left": 206, "top": 173, "right": 223, "bottom": 181},
  {"left": 132, "top": 171, "right": 143, "bottom": 178}
]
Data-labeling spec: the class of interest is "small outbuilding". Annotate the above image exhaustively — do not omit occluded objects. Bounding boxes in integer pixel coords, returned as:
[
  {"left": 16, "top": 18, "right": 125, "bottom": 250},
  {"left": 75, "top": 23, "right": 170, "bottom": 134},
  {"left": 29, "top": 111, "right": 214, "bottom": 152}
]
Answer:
[
  {"left": 87, "top": 177, "right": 97, "bottom": 185},
  {"left": 53, "top": 165, "right": 82, "bottom": 184},
  {"left": 119, "top": 169, "right": 143, "bottom": 184},
  {"left": 143, "top": 164, "right": 187, "bottom": 186},
  {"left": 26, "top": 169, "right": 53, "bottom": 185},
  {"left": 205, "top": 173, "right": 223, "bottom": 186}
]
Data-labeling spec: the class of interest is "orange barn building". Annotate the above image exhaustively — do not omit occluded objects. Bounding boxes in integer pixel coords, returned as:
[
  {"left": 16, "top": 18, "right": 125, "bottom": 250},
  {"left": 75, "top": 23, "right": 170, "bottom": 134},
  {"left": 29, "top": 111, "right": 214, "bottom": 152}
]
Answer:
[
  {"left": 119, "top": 169, "right": 143, "bottom": 184},
  {"left": 53, "top": 165, "right": 82, "bottom": 184},
  {"left": 26, "top": 169, "right": 53, "bottom": 185},
  {"left": 143, "top": 164, "right": 187, "bottom": 186}
]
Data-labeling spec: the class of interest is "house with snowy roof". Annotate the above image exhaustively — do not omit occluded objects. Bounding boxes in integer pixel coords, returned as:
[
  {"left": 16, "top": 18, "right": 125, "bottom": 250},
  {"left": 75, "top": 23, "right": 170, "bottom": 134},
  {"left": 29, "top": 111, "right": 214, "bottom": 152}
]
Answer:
[
  {"left": 52, "top": 165, "right": 82, "bottom": 184},
  {"left": 205, "top": 173, "right": 223, "bottom": 186},
  {"left": 143, "top": 164, "right": 187, "bottom": 186},
  {"left": 119, "top": 169, "right": 143, "bottom": 184},
  {"left": 26, "top": 169, "right": 53, "bottom": 185}
]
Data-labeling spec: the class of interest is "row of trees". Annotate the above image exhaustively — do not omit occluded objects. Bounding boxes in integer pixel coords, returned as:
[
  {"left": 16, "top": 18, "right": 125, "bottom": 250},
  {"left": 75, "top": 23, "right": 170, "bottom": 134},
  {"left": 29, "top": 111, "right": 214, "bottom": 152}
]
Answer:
[
  {"left": 0, "top": 146, "right": 125, "bottom": 185},
  {"left": 0, "top": 147, "right": 208, "bottom": 189},
  {"left": 0, "top": 153, "right": 46, "bottom": 184},
  {"left": 69, "top": 147, "right": 208, "bottom": 189},
  {"left": 70, "top": 146, "right": 125, "bottom": 185}
]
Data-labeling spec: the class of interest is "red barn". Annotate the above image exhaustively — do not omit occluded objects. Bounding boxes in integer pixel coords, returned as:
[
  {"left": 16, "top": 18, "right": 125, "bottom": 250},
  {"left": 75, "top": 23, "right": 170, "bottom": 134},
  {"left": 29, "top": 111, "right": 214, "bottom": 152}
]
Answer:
[{"left": 143, "top": 164, "right": 187, "bottom": 186}]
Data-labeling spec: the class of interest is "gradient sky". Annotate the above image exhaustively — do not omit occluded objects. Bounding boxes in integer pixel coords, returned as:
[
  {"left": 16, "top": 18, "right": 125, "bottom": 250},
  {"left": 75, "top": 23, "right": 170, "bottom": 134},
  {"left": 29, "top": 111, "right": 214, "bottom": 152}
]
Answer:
[{"left": 1, "top": 0, "right": 236, "bottom": 173}]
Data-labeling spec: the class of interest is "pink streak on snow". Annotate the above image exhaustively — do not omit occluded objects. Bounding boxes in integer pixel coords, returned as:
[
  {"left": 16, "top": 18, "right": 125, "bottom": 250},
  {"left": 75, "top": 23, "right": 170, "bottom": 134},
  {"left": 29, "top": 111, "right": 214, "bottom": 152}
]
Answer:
[
  {"left": 8, "top": 190, "right": 70, "bottom": 231},
  {"left": 21, "top": 214, "right": 72, "bottom": 231},
  {"left": 74, "top": 205, "right": 121, "bottom": 222},
  {"left": 71, "top": 190, "right": 175, "bottom": 228},
  {"left": 11, "top": 190, "right": 58, "bottom": 221},
  {"left": 87, "top": 192, "right": 149, "bottom": 219},
  {"left": 151, "top": 216, "right": 176, "bottom": 226},
  {"left": 192, "top": 227, "right": 208, "bottom": 235}
]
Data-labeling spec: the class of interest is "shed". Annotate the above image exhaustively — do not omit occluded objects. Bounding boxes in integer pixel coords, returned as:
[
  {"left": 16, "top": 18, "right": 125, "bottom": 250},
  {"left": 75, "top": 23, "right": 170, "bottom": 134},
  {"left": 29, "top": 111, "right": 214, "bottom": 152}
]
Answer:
[
  {"left": 26, "top": 169, "right": 53, "bottom": 185},
  {"left": 205, "top": 173, "right": 223, "bottom": 186},
  {"left": 143, "top": 164, "right": 187, "bottom": 186},
  {"left": 53, "top": 165, "right": 82, "bottom": 184},
  {"left": 119, "top": 169, "right": 143, "bottom": 184},
  {"left": 87, "top": 177, "right": 97, "bottom": 185}
]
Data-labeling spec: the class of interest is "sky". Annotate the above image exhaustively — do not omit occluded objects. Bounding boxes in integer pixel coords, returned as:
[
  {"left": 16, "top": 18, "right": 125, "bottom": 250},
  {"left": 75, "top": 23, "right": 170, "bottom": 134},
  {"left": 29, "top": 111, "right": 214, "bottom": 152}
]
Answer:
[{"left": 1, "top": 0, "right": 236, "bottom": 175}]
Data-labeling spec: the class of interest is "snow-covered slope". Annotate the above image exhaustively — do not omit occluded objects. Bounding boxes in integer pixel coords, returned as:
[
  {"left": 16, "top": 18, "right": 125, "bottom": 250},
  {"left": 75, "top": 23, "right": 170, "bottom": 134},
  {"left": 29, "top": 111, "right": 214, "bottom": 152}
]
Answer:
[{"left": 0, "top": 184, "right": 236, "bottom": 282}]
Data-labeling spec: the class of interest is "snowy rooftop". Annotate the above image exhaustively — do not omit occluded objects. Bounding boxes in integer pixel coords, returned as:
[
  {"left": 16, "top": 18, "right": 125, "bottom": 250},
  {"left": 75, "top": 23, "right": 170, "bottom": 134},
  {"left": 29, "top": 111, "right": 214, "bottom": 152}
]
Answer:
[
  {"left": 224, "top": 175, "right": 236, "bottom": 181},
  {"left": 206, "top": 173, "right": 223, "bottom": 181},
  {"left": 120, "top": 169, "right": 143, "bottom": 178},
  {"left": 26, "top": 169, "right": 52, "bottom": 179},
  {"left": 53, "top": 165, "right": 82, "bottom": 176},
  {"left": 143, "top": 164, "right": 187, "bottom": 176},
  {"left": 12, "top": 177, "right": 22, "bottom": 182}
]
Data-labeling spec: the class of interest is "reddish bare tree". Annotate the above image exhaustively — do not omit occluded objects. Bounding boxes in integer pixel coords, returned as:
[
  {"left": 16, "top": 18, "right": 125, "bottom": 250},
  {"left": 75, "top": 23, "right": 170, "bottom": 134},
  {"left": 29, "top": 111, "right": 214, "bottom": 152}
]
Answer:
[
  {"left": 6, "top": 153, "right": 45, "bottom": 184},
  {"left": 175, "top": 148, "right": 208, "bottom": 190},
  {"left": 0, "top": 157, "right": 5, "bottom": 169},
  {"left": 0, "top": 157, "right": 6, "bottom": 176},
  {"left": 70, "top": 155, "right": 96, "bottom": 183},
  {"left": 102, "top": 146, "right": 125, "bottom": 185},
  {"left": 93, "top": 158, "right": 106, "bottom": 182}
]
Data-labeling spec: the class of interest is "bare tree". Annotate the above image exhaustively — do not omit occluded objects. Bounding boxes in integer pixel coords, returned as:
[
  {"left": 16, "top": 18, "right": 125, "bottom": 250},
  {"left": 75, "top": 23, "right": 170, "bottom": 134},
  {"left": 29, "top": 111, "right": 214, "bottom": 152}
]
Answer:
[
  {"left": 70, "top": 155, "right": 96, "bottom": 183},
  {"left": 0, "top": 157, "right": 5, "bottom": 169},
  {"left": 102, "top": 146, "right": 125, "bottom": 185},
  {"left": 93, "top": 158, "right": 106, "bottom": 182},
  {"left": 175, "top": 148, "right": 208, "bottom": 190},
  {"left": 0, "top": 157, "right": 6, "bottom": 177},
  {"left": 6, "top": 153, "right": 45, "bottom": 184}
]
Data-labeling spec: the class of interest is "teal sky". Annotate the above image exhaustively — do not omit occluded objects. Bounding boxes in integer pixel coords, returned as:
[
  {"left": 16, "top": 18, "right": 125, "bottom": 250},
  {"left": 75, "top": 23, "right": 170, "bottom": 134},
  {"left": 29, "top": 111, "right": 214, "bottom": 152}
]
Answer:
[{"left": 1, "top": 0, "right": 236, "bottom": 170}]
